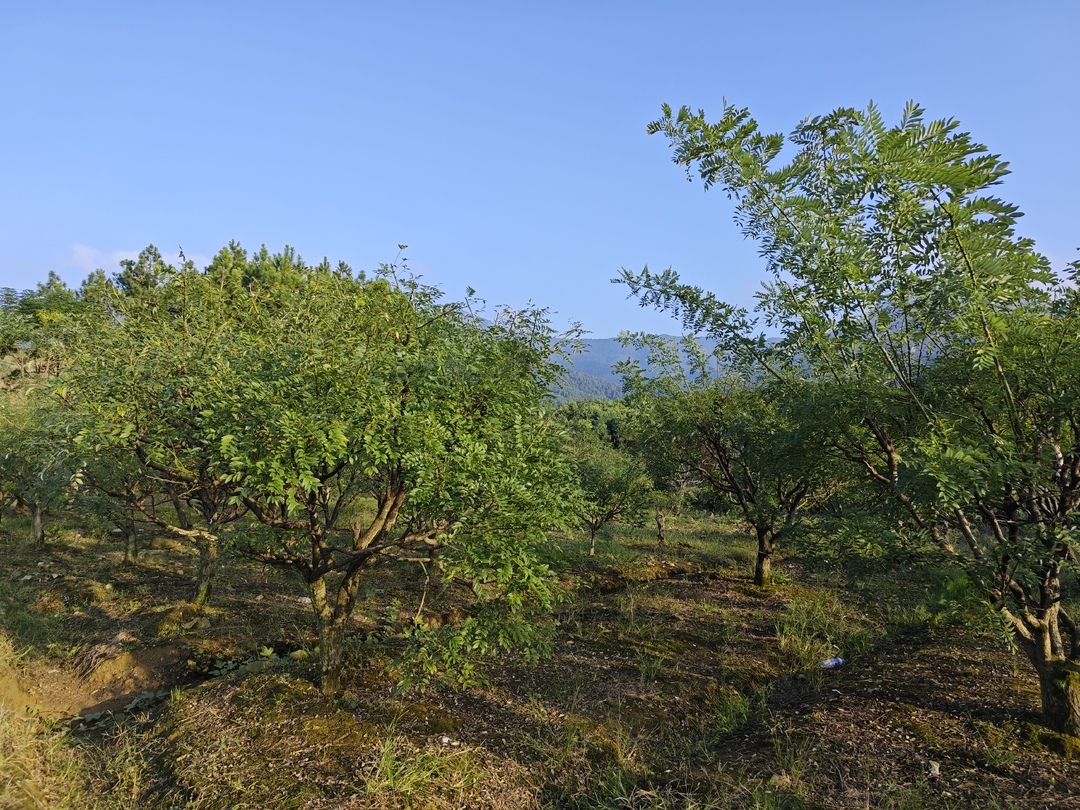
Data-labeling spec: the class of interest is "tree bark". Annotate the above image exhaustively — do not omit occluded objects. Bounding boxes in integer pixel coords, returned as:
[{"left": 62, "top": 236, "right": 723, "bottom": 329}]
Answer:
[
  {"left": 754, "top": 527, "right": 774, "bottom": 587},
  {"left": 169, "top": 488, "right": 192, "bottom": 531},
  {"left": 30, "top": 504, "right": 45, "bottom": 546},
  {"left": 192, "top": 536, "right": 219, "bottom": 605},
  {"left": 316, "top": 611, "right": 343, "bottom": 697},
  {"left": 1034, "top": 659, "right": 1080, "bottom": 736},
  {"left": 1010, "top": 593, "right": 1080, "bottom": 735},
  {"left": 123, "top": 525, "right": 138, "bottom": 565},
  {"left": 309, "top": 571, "right": 352, "bottom": 697}
]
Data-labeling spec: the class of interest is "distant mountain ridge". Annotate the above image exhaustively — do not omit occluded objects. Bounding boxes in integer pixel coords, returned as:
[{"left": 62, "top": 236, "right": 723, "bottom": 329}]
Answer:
[{"left": 553, "top": 336, "right": 681, "bottom": 403}]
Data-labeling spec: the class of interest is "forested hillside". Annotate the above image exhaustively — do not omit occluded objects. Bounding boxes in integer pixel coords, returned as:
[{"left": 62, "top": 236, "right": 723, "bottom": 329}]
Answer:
[
  {"left": 552, "top": 367, "right": 622, "bottom": 403},
  {"left": 554, "top": 336, "right": 718, "bottom": 402}
]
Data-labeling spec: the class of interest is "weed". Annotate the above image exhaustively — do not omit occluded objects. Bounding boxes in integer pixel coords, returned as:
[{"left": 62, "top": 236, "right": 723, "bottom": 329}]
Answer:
[
  {"left": 769, "top": 723, "right": 812, "bottom": 788},
  {"left": 635, "top": 649, "right": 664, "bottom": 686},
  {"left": 747, "top": 781, "right": 807, "bottom": 809},
  {"left": 775, "top": 591, "right": 880, "bottom": 679},
  {"left": 0, "top": 703, "right": 150, "bottom": 809},
  {"left": 712, "top": 689, "right": 753, "bottom": 735},
  {"left": 365, "top": 727, "right": 482, "bottom": 804}
]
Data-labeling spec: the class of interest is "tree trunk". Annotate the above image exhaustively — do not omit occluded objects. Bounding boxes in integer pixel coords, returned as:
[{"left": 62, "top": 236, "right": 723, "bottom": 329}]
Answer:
[
  {"left": 191, "top": 536, "right": 219, "bottom": 605},
  {"left": 588, "top": 527, "right": 598, "bottom": 557},
  {"left": 316, "top": 613, "right": 343, "bottom": 697},
  {"left": 1011, "top": 595, "right": 1080, "bottom": 735},
  {"left": 122, "top": 522, "right": 138, "bottom": 565},
  {"left": 169, "top": 488, "right": 191, "bottom": 531},
  {"left": 754, "top": 527, "right": 774, "bottom": 587},
  {"left": 30, "top": 504, "right": 45, "bottom": 546},
  {"left": 656, "top": 512, "right": 667, "bottom": 545},
  {"left": 1034, "top": 659, "right": 1080, "bottom": 736},
  {"left": 308, "top": 573, "right": 349, "bottom": 697}
]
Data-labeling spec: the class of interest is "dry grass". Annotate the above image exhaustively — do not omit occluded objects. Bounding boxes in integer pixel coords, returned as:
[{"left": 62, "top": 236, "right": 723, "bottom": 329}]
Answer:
[{"left": 0, "top": 642, "right": 147, "bottom": 810}]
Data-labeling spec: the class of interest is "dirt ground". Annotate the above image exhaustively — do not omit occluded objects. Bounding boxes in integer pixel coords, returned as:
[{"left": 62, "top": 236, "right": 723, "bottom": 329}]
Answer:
[{"left": 3, "top": 526, "right": 1080, "bottom": 808}]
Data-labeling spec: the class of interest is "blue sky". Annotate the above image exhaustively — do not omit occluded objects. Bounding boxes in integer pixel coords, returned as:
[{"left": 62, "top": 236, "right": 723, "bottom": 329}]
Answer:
[{"left": 2, "top": 2, "right": 1076, "bottom": 338}]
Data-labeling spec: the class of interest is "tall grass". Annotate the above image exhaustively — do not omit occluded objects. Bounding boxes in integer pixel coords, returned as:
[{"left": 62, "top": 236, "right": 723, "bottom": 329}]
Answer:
[{"left": 775, "top": 591, "right": 882, "bottom": 681}]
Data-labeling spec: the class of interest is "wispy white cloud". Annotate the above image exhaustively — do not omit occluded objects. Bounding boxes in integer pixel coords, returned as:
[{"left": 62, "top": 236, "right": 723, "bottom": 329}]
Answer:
[
  {"left": 69, "top": 244, "right": 139, "bottom": 272},
  {"left": 69, "top": 244, "right": 211, "bottom": 273}
]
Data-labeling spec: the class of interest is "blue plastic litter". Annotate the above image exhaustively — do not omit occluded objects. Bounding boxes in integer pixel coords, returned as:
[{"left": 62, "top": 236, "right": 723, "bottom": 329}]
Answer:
[{"left": 820, "top": 657, "right": 846, "bottom": 669}]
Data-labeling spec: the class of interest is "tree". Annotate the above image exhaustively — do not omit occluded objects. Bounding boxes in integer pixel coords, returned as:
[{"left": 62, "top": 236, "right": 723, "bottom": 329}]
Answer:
[
  {"left": 215, "top": 267, "right": 576, "bottom": 694},
  {"left": 0, "top": 398, "right": 73, "bottom": 545},
  {"left": 113, "top": 245, "right": 173, "bottom": 296},
  {"left": 61, "top": 256, "right": 255, "bottom": 603},
  {"left": 0, "top": 277, "right": 88, "bottom": 543},
  {"left": 573, "top": 439, "right": 651, "bottom": 557},
  {"left": 621, "top": 100, "right": 1080, "bottom": 732},
  {"left": 1, "top": 273, "right": 84, "bottom": 381},
  {"left": 57, "top": 245, "right": 577, "bottom": 695},
  {"left": 620, "top": 334, "right": 831, "bottom": 586},
  {"left": 557, "top": 400, "right": 651, "bottom": 555}
]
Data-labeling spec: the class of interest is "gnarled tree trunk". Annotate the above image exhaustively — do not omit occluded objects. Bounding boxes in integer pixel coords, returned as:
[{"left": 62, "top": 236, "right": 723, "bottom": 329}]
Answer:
[
  {"left": 192, "top": 536, "right": 219, "bottom": 605},
  {"left": 309, "top": 563, "right": 368, "bottom": 698},
  {"left": 1004, "top": 565, "right": 1080, "bottom": 736},
  {"left": 754, "top": 526, "right": 774, "bottom": 588},
  {"left": 1034, "top": 658, "right": 1080, "bottom": 736}
]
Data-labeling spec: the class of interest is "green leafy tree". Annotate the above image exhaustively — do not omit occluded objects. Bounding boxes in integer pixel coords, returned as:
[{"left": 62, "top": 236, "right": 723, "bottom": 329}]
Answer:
[
  {"left": 57, "top": 246, "right": 577, "bottom": 695},
  {"left": 0, "top": 277, "right": 90, "bottom": 540},
  {"left": 620, "top": 334, "right": 831, "bottom": 585},
  {"left": 557, "top": 400, "right": 651, "bottom": 555},
  {"left": 621, "top": 100, "right": 1080, "bottom": 732},
  {"left": 60, "top": 257, "right": 252, "bottom": 603},
  {"left": 213, "top": 267, "right": 576, "bottom": 694},
  {"left": 1, "top": 273, "right": 84, "bottom": 381},
  {"left": 0, "top": 398, "right": 74, "bottom": 545},
  {"left": 112, "top": 245, "right": 174, "bottom": 296},
  {"left": 574, "top": 441, "right": 651, "bottom": 557}
]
